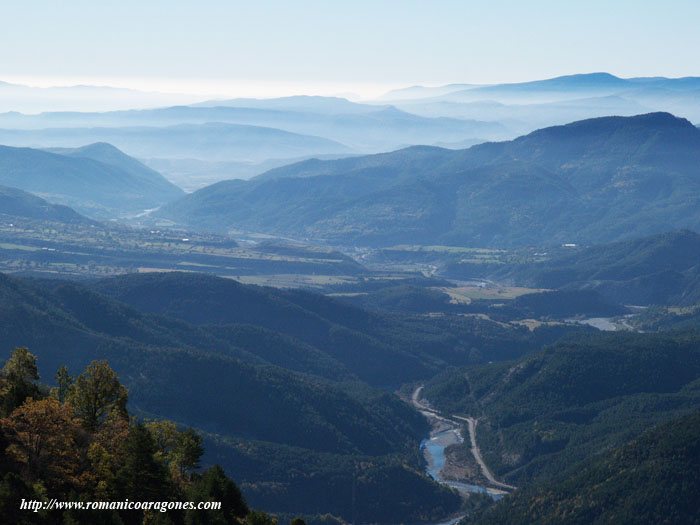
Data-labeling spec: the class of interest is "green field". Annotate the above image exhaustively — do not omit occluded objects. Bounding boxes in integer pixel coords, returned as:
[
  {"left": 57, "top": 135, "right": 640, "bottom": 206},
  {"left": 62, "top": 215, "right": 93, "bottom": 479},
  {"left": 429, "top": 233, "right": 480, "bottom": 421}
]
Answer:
[{"left": 438, "top": 284, "right": 546, "bottom": 303}]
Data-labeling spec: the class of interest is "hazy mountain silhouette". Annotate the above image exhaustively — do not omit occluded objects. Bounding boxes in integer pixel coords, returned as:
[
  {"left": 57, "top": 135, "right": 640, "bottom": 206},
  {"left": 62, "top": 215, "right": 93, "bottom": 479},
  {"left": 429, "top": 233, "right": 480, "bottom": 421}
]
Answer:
[
  {"left": 0, "top": 143, "right": 183, "bottom": 217},
  {"left": 0, "top": 184, "right": 94, "bottom": 224}
]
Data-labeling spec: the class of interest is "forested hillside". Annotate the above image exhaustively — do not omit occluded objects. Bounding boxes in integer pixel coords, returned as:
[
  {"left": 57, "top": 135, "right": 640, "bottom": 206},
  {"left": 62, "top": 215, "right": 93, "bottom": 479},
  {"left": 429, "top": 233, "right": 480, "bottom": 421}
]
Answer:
[
  {"left": 0, "top": 144, "right": 182, "bottom": 217},
  {"left": 453, "top": 230, "right": 700, "bottom": 306},
  {"left": 422, "top": 330, "right": 700, "bottom": 487},
  {"left": 0, "top": 272, "right": 484, "bottom": 522},
  {"left": 87, "top": 272, "right": 576, "bottom": 385},
  {"left": 0, "top": 184, "right": 94, "bottom": 224},
  {"left": 0, "top": 349, "right": 257, "bottom": 524},
  {"left": 156, "top": 113, "right": 700, "bottom": 247},
  {"left": 466, "top": 411, "right": 700, "bottom": 524}
]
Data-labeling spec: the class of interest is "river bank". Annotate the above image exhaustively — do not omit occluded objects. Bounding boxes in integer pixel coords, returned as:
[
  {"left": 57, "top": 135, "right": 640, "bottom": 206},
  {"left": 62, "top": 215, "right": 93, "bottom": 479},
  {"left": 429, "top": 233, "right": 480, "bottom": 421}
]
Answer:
[{"left": 420, "top": 412, "right": 508, "bottom": 499}]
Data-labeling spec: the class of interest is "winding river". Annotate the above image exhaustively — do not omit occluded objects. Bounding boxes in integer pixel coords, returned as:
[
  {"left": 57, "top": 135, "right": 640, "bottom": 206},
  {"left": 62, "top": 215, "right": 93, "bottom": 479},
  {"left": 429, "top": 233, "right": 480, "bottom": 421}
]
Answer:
[
  {"left": 420, "top": 423, "right": 503, "bottom": 498},
  {"left": 410, "top": 386, "right": 512, "bottom": 524},
  {"left": 412, "top": 386, "right": 509, "bottom": 498}
]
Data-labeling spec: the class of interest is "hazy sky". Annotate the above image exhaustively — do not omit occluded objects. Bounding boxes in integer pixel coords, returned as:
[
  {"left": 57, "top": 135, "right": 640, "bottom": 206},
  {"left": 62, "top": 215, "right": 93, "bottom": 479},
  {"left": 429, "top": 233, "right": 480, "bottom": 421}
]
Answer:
[{"left": 2, "top": 0, "right": 699, "bottom": 98}]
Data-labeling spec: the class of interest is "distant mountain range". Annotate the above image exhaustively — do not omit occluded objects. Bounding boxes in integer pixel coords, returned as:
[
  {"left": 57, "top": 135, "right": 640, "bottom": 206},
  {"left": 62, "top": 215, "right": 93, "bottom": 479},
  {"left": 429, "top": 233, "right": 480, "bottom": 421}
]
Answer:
[
  {"left": 380, "top": 73, "right": 700, "bottom": 132},
  {"left": 0, "top": 142, "right": 183, "bottom": 217},
  {"left": 379, "top": 73, "right": 700, "bottom": 100},
  {"left": 156, "top": 112, "right": 700, "bottom": 247},
  {"left": 0, "top": 79, "right": 199, "bottom": 113},
  {"left": 2, "top": 73, "right": 698, "bottom": 192},
  {"left": 423, "top": 73, "right": 700, "bottom": 104},
  {"left": 0, "top": 101, "right": 506, "bottom": 180},
  {"left": 191, "top": 94, "right": 387, "bottom": 114},
  {"left": 0, "top": 122, "right": 353, "bottom": 164},
  {"left": 378, "top": 83, "right": 477, "bottom": 101}
]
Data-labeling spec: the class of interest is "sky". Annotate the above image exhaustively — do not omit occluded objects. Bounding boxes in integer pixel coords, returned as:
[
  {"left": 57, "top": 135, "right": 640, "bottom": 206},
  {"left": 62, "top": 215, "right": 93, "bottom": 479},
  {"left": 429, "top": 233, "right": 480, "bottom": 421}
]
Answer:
[{"left": 2, "top": 0, "right": 699, "bottom": 99}]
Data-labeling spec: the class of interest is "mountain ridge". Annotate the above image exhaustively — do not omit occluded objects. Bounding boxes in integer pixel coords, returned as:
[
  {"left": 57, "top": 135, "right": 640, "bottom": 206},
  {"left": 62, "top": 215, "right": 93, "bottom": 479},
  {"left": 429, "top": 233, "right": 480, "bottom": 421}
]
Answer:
[
  {"left": 156, "top": 112, "right": 700, "bottom": 247},
  {"left": 0, "top": 184, "right": 95, "bottom": 224},
  {"left": 0, "top": 143, "right": 184, "bottom": 217}
]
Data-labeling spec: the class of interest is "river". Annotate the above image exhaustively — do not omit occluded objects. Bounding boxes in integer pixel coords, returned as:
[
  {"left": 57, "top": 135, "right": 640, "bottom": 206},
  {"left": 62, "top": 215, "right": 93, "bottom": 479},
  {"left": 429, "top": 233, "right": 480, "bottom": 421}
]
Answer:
[
  {"left": 411, "top": 387, "right": 508, "bottom": 525},
  {"left": 420, "top": 418, "right": 503, "bottom": 525},
  {"left": 420, "top": 423, "right": 503, "bottom": 498}
]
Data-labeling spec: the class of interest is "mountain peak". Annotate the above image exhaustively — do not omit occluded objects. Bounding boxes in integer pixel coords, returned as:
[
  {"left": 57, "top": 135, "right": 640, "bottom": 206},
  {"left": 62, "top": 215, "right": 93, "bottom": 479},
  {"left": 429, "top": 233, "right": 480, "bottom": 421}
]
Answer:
[
  {"left": 72, "top": 141, "right": 122, "bottom": 154},
  {"left": 554, "top": 72, "right": 624, "bottom": 84},
  {"left": 627, "top": 111, "right": 695, "bottom": 127},
  {"left": 524, "top": 112, "right": 698, "bottom": 141}
]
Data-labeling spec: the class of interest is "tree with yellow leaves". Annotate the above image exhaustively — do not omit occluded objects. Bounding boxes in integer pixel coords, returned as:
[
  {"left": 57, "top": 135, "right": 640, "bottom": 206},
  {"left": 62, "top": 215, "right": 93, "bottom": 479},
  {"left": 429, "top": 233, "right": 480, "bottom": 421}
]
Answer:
[{"left": 0, "top": 397, "right": 81, "bottom": 488}]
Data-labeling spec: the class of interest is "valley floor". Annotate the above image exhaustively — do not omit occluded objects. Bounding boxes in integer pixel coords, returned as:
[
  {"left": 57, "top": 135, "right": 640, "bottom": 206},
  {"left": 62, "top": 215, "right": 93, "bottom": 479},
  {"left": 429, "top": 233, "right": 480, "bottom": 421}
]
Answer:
[{"left": 412, "top": 386, "right": 511, "bottom": 497}]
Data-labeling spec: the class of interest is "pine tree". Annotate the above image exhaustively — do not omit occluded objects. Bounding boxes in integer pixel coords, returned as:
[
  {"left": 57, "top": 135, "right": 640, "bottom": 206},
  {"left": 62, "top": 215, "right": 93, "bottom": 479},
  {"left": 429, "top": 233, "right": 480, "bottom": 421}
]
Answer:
[
  {"left": 1, "top": 347, "right": 41, "bottom": 415},
  {"left": 115, "top": 423, "right": 172, "bottom": 521},
  {"left": 186, "top": 465, "right": 249, "bottom": 524},
  {"left": 67, "top": 361, "right": 128, "bottom": 432},
  {"left": 52, "top": 365, "right": 74, "bottom": 403}
]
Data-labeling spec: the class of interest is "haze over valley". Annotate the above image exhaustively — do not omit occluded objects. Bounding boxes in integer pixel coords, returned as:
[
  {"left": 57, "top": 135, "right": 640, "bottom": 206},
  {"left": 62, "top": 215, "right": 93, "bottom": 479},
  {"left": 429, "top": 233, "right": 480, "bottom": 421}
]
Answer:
[{"left": 1, "top": 2, "right": 700, "bottom": 524}]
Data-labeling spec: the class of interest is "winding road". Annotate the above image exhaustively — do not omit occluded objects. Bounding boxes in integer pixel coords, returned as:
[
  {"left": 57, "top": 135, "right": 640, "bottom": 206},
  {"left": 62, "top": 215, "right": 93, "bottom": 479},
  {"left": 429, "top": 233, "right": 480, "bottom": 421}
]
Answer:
[
  {"left": 411, "top": 386, "right": 516, "bottom": 492},
  {"left": 451, "top": 415, "right": 516, "bottom": 490}
]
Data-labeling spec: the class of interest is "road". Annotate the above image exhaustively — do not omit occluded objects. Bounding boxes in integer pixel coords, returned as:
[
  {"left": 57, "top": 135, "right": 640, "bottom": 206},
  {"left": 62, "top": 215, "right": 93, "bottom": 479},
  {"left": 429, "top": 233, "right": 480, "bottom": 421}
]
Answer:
[
  {"left": 412, "top": 385, "right": 426, "bottom": 407},
  {"left": 411, "top": 385, "right": 515, "bottom": 492},
  {"left": 452, "top": 415, "right": 516, "bottom": 490}
]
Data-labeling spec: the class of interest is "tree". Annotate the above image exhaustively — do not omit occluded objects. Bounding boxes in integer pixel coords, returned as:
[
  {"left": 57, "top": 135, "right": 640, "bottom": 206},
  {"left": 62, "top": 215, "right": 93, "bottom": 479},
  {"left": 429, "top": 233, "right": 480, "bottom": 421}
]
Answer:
[
  {"left": 1, "top": 347, "right": 41, "bottom": 414},
  {"left": 0, "top": 472, "right": 47, "bottom": 525},
  {"left": 88, "top": 411, "right": 131, "bottom": 500},
  {"left": 186, "top": 465, "right": 248, "bottom": 524},
  {"left": 67, "top": 361, "right": 128, "bottom": 431},
  {"left": 146, "top": 421, "right": 203, "bottom": 484},
  {"left": 3, "top": 347, "right": 39, "bottom": 385},
  {"left": 51, "top": 365, "right": 74, "bottom": 403},
  {"left": 0, "top": 398, "right": 81, "bottom": 489},
  {"left": 145, "top": 419, "right": 179, "bottom": 464},
  {"left": 116, "top": 423, "right": 172, "bottom": 507},
  {"left": 173, "top": 428, "right": 204, "bottom": 478}
]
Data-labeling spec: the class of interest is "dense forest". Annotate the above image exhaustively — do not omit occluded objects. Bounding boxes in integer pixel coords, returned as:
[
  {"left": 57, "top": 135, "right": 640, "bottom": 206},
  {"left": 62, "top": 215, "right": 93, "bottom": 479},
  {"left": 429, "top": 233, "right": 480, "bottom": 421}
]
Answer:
[
  {"left": 463, "top": 411, "right": 700, "bottom": 524},
  {"left": 3, "top": 253, "right": 700, "bottom": 522},
  {"left": 422, "top": 329, "right": 700, "bottom": 488},
  {"left": 1, "top": 271, "right": 482, "bottom": 522},
  {"left": 85, "top": 271, "right": 580, "bottom": 385},
  {"left": 0, "top": 347, "right": 272, "bottom": 524}
]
